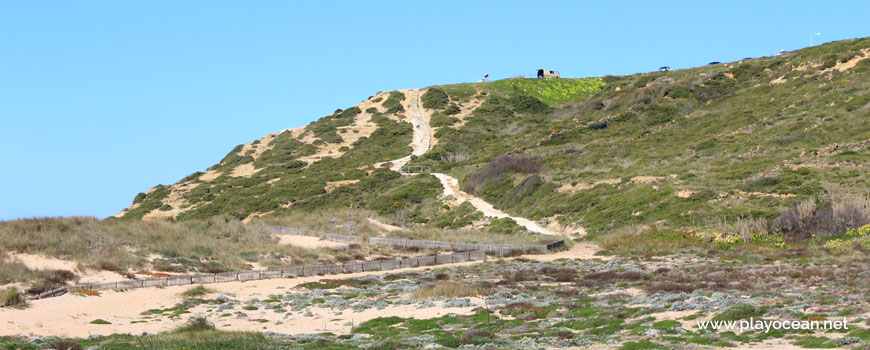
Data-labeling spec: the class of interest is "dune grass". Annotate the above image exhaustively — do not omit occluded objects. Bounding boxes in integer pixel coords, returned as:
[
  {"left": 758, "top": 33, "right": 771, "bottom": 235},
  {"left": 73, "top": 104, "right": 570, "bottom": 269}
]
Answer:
[
  {"left": 0, "top": 287, "right": 26, "bottom": 308},
  {"left": 0, "top": 216, "right": 332, "bottom": 284},
  {"left": 413, "top": 280, "right": 491, "bottom": 299},
  {"left": 180, "top": 285, "right": 216, "bottom": 298}
]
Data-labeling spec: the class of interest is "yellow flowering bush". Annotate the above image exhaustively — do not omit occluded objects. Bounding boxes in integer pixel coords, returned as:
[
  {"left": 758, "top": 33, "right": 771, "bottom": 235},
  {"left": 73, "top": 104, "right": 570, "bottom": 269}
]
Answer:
[{"left": 823, "top": 239, "right": 852, "bottom": 254}]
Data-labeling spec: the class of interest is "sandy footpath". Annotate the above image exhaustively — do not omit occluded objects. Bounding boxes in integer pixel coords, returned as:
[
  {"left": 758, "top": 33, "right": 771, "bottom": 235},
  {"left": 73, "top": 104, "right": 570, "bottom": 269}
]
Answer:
[
  {"left": 0, "top": 243, "right": 604, "bottom": 338},
  {"left": 432, "top": 173, "right": 560, "bottom": 236},
  {"left": 0, "top": 259, "right": 488, "bottom": 337},
  {"left": 378, "top": 89, "right": 431, "bottom": 172}
]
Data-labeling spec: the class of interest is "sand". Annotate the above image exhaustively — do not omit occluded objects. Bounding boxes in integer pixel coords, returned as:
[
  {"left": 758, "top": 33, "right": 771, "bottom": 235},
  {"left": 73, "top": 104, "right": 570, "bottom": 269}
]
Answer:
[
  {"left": 6, "top": 253, "right": 127, "bottom": 285},
  {"left": 274, "top": 234, "right": 347, "bottom": 249},
  {"left": 377, "top": 89, "right": 430, "bottom": 172},
  {"left": 0, "top": 259, "right": 489, "bottom": 337},
  {"left": 367, "top": 217, "right": 405, "bottom": 232},
  {"left": 433, "top": 173, "right": 558, "bottom": 236}
]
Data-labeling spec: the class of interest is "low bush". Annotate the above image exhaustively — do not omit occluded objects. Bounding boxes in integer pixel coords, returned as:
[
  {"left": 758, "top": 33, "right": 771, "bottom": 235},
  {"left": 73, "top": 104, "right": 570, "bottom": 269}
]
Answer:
[
  {"left": 47, "top": 340, "right": 83, "bottom": 350},
  {"left": 177, "top": 317, "right": 214, "bottom": 332},
  {"left": 765, "top": 198, "right": 869, "bottom": 240},
  {"left": 443, "top": 103, "right": 461, "bottom": 115},
  {"left": 181, "top": 285, "right": 216, "bottom": 298},
  {"left": 382, "top": 91, "right": 406, "bottom": 114},
  {"left": 413, "top": 281, "right": 490, "bottom": 299},
  {"left": 666, "top": 86, "right": 692, "bottom": 99},
  {"left": 466, "top": 154, "right": 543, "bottom": 193},
  {"left": 0, "top": 287, "right": 26, "bottom": 308},
  {"left": 587, "top": 120, "right": 608, "bottom": 130},
  {"left": 421, "top": 88, "right": 449, "bottom": 109}
]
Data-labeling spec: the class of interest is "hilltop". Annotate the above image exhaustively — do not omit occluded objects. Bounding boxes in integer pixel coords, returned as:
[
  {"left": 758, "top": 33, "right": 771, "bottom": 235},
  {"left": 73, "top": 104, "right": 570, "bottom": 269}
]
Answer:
[
  {"left": 117, "top": 38, "right": 870, "bottom": 241},
  {"left": 3, "top": 38, "right": 870, "bottom": 350}
]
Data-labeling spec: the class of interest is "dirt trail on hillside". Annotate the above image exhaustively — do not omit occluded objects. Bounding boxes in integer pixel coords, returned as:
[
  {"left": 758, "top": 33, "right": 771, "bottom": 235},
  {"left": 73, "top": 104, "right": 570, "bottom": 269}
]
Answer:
[
  {"left": 433, "top": 173, "right": 562, "bottom": 236},
  {"left": 378, "top": 89, "right": 431, "bottom": 171},
  {"left": 380, "top": 89, "right": 585, "bottom": 240}
]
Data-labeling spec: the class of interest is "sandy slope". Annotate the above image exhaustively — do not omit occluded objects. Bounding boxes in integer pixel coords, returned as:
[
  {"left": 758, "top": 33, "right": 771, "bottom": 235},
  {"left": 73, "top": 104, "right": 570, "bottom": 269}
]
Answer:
[
  {"left": 377, "top": 89, "right": 431, "bottom": 172},
  {"left": 432, "top": 173, "right": 561, "bottom": 236}
]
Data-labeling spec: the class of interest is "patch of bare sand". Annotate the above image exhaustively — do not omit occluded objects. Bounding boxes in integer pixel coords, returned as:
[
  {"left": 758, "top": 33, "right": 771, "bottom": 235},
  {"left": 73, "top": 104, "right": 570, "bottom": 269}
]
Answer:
[
  {"left": 324, "top": 179, "right": 360, "bottom": 193},
  {"left": 141, "top": 182, "right": 200, "bottom": 220},
  {"left": 297, "top": 97, "right": 383, "bottom": 164},
  {"left": 556, "top": 179, "right": 621, "bottom": 193},
  {"left": 433, "top": 173, "right": 559, "bottom": 236},
  {"left": 826, "top": 48, "right": 870, "bottom": 72},
  {"left": 5, "top": 253, "right": 127, "bottom": 284},
  {"left": 675, "top": 190, "right": 695, "bottom": 198},
  {"left": 376, "top": 89, "right": 429, "bottom": 171},
  {"left": 0, "top": 260, "right": 486, "bottom": 337},
  {"left": 630, "top": 176, "right": 665, "bottom": 184},
  {"left": 230, "top": 163, "right": 257, "bottom": 177},
  {"left": 367, "top": 217, "right": 405, "bottom": 232},
  {"left": 198, "top": 169, "right": 222, "bottom": 182},
  {"left": 275, "top": 234, "right": 347, "bottom": 249}
]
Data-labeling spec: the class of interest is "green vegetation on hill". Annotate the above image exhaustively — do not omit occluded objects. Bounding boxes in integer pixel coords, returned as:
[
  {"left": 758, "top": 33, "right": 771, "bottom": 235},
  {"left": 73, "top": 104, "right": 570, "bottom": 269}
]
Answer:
[
  {"left": 411, "top": 38, "right": 870, "bottom": 239},
  {"left": 117, "top": 38, "right": 870, "bottom": 244}
]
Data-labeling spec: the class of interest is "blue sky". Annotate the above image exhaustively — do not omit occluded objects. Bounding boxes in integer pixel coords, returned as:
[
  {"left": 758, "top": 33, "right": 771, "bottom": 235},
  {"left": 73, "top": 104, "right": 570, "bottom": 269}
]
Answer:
[{"left": 1, "top": 1, "right": 868, "bottom": 220}]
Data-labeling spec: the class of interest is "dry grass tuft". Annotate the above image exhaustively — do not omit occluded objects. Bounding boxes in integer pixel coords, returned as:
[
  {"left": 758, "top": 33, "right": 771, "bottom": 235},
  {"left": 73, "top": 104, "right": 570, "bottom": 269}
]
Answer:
[
  {"left": 0, "top": 287, "right": 26, "bottom": 308},
  {"left": 413, "top": 281, "right": 491, "bottom": 299},
  {"left": 70, "top": 289, "right": 101, "bottom": 297}
]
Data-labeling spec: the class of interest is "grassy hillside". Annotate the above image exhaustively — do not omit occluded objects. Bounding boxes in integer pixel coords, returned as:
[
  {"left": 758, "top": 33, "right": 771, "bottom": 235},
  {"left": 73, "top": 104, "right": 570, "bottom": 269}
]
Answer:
[
  {"left": 117, "top": 38, "right": 870, "bottom": 242},
  {"left": 411, "top": 38, "right": 870, "bottom": 239}
]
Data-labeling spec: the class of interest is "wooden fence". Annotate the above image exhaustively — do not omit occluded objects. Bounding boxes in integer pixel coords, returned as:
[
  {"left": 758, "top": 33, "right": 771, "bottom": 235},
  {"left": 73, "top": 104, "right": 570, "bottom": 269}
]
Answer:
[
  {"left": 31, "top": 251, "right": 486, "bottom": 300},
  {"left": 268, "top": 225, "right": 564, "bottom": 254}
]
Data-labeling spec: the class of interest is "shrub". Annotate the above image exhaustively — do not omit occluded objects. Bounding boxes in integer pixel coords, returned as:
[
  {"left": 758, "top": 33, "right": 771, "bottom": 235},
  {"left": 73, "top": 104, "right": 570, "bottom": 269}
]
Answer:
[
  {"left": 47, "top": 340, "right": 83, "bottom": 350},
  {"left": 509, "top": 95, "right": 548, "bottom": 114},
  {"left": 382, "top": 91, "right": 406, "bottom": 114},
  {"left": 421, "top": 88, "right": 449, "bottom": 109},
  {"left": 711, "top": 303, "right": 761, "bottom": 322},
  {"left": 181, "top": 285, "right": 216, "bottom": 298},
  {"left": 823, "top": 239, "right": 851, "bottom": 254},
  {"left": 25, "top": 269, "right": 76, "bottom": 295},
  {"left": 587, "top": 120, "right": 608, "bottom": 130},
  {"left": 177, "top": 317, "right": 214, "bottom": 332},
  {"left": 693, "top": 73, "right": 738, "bottom": 101},
  {"left": 430, "top": 112, "right": 460, "bottom": 127},
  {"left": 0, "top": 287, "right": 26, "bottom": 308},
  {"left": 413, "top": 281, "right": 490, "bottom": 298},
  {"left": 666, "top": 86, "right": 692, "bottom": 99},
  {"left": 443, "top": 103, "right": 461, "bottom": 115},
  {"left": 766, "top": 198, "right": 869, "bottom": 240},
  {"left": 466, "top": 154, "right": 543, "bottom": 193}
]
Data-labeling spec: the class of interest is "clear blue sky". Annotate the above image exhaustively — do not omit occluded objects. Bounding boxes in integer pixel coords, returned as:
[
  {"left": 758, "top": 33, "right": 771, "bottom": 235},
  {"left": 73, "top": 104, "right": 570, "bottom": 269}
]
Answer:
[{"left": 1, "top": 1, "right": 868, "bottom": 220}]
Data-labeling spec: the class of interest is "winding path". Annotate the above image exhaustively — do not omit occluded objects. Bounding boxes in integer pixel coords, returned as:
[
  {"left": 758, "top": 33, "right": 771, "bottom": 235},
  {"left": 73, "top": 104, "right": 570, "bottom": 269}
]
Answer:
[
  {"left": 388, "top": 89, "right": 578, "bottom": 237},
  {"left": 0, "top": 88, "right": 601, "bottom": 339}
]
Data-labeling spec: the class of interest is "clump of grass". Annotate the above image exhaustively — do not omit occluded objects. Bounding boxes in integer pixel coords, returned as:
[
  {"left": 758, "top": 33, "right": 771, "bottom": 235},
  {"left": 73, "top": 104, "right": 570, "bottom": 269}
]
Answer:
[
  {"left": 297, "top": 278, "right": 376, "bottom": 290},
  {"left": 176, "top": 317, "right": 214, "bottom": 332},
  {"left": 89, "top": 319, "right": 111, "bottom": 325},
  {"left": 413, "top": 281, "right": 490, "bottom": 299},
  {"left": 712, "top": 303, "right": 762, "bottom": 322},
  {"left": 0, "top": 287, "right": 26, "bottom": 308},
  {"left": 0, "top": 216, "right": 327, "bottom": 282},
  {"left": 47, "top": 340, "right": 83, "bottom": 350},
  {"left": 181, "top": 285, "right": 216, "bottom": 298}
]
